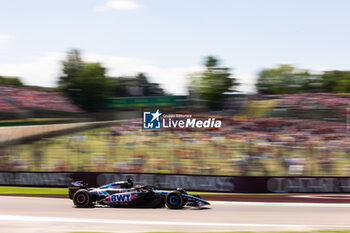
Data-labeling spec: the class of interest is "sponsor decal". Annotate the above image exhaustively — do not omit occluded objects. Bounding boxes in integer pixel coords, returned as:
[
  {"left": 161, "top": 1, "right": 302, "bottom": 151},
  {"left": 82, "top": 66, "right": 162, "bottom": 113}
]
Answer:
[
  {"left": 267, "top": 178, "right": 350, "bottom": 193},
  {"left": 108, "top": 193, "right": 135, "bottom": 202}
]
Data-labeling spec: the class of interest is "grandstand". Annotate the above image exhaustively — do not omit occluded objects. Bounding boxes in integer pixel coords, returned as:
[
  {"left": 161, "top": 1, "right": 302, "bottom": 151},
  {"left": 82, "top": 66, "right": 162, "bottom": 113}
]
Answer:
[
  {"left": 0, "top": 85, "right": 81, "bottom": 116},
  {"left": 243, "top": 93, "right": 350, "bottom": 122}
]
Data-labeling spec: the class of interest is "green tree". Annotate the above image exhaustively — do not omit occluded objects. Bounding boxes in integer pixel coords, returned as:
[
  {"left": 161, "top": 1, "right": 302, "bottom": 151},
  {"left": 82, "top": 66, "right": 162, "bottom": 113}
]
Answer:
[
  {"left": 58, "top": 50, "right": 110, "bottom": 111},
  {"left": 135, "top": 73, "right": 165, "bottom": 96},
  {"left": 109, "top": 73, "right": 165, "bottom": 97},
  {"left": 189, "top": 56, "right": 238, "bottom": 109},
  {"left": 58, "top": 49, "right": 83, "bottom": 91},
  {"left": 72, "top": 63, "right": 109, "bottom": 111},
  {"left": 0, "top": 76, "right": 23, "bottom": 86},
  {"left": 256, "top": 64, "right": 322, "bottom": 94},
  {"left": 321, "top": 70, "right": 350, "bottom": 93}
]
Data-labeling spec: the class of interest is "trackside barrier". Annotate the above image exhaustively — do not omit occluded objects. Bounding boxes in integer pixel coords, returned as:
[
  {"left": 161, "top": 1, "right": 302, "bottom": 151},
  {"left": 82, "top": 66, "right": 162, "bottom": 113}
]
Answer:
[
  {"left": 0, "top": 172, "right": 350, "bottom": 193},
  {"left": 0, "top": 120, "right": 128, "bottom": 145}
]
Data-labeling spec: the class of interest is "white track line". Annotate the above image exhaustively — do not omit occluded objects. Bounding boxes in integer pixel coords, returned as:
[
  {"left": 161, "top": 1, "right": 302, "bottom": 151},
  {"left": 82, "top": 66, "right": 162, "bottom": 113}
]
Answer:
[
  {"left": 1, "top": 196, "right": 350, "bottom": 207},
  {"left": 0, "top": 214, "right": 350, "bottom": 229},
  {"left": 211, "top": 201, "right": 350, "bottom": 207},
  {"left": 293, "top": 194, "right": 350, "bottom": 199}
]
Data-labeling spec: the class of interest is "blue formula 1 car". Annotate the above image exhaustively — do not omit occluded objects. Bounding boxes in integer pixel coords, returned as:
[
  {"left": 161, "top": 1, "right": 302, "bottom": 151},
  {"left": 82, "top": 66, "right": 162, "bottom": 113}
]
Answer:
[{"left": 68, "top": 179, "right": 210, "bottom": 209}]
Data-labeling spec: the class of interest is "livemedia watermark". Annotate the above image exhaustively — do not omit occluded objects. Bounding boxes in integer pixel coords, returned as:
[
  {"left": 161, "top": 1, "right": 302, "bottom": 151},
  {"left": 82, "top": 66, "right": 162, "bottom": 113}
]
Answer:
[{"left": 143, "top": 109, "right": 222, "bottom": 129}]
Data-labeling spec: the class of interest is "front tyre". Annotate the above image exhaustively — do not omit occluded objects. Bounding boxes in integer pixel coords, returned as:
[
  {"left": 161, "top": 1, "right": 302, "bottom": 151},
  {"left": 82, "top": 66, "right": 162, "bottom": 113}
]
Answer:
[
  {"left": 165, "top": 191, "right": 184, "bottom": 209},
  {"left": 73, "top": 189, "right": 92, "bottom": 208}
]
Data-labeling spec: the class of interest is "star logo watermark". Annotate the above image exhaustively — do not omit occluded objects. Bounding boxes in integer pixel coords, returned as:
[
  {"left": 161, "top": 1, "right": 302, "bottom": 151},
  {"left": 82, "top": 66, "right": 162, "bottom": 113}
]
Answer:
[{"left": 143, "top": 109, "right": 162, "bottom": 129}]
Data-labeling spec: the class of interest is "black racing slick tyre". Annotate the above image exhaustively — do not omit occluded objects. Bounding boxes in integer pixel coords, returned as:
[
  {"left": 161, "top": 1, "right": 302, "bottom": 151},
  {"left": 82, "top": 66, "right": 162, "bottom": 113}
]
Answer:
[
  {"left": 73, "top": 189, "right": 92, "bottom": 208},
  {"left": 165, "top": 191, "right": 184, "bottom": 209}
]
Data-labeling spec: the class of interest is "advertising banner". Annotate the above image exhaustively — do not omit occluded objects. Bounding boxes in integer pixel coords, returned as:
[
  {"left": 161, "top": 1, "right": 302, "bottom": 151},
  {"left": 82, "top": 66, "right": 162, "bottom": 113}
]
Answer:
[{"left": 0, "top": 172, "right": 349, "bottom": 193}]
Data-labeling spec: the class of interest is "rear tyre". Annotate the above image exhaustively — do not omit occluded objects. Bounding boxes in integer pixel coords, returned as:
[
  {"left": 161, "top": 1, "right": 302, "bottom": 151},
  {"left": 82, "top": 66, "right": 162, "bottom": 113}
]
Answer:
[
  {"left": 73, "top": 189, "right": 92, "bottom": 208},
  {"left": 165, "top": 191, "right": 184, "bottom": 209}
]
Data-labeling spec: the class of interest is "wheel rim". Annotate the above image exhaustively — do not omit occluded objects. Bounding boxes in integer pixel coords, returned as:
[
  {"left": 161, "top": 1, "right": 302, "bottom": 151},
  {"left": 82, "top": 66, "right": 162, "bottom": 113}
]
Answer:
[
  {"left": 76, "top": 193, "right": 86, "bottom": 204},
  {"left": 169, "top": 195, "right": 179, "bottom": 205}
]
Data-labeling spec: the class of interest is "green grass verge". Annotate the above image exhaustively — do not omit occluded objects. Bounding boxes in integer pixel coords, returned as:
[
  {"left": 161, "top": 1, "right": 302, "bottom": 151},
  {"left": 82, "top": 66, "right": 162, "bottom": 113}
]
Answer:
[
  {"left": 240, "top": 99, "right": 278, "bottom": 117},
  {"left": 0, "top": 186, "right": 307, "bottom": 196},
  {"left": 0, "top": 186, "right": 67, "bottom": 194}
]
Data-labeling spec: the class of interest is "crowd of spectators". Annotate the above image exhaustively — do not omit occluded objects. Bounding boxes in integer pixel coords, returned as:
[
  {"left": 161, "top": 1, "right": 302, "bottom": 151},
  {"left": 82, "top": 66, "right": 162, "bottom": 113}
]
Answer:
[
  {"left": 272, "top": 93, "right": 350, "bottom": 109},
  {"left": 2, "top": 113, "right": 349, "bottom": 176},
  {"left": 267, "top": 93, "right": 349, "bottom": 121},
  {"left": 230, "top": 117, "right": 346, "bottom": 135},
  {"left": 0, "top": 95, "right": 20, "bottom": 112},
  {"left": 0, "top": 85, "right": 81, "bottom": 113},
  {"left": 1, "top": 92, "right": 349, "bottom": 176}
]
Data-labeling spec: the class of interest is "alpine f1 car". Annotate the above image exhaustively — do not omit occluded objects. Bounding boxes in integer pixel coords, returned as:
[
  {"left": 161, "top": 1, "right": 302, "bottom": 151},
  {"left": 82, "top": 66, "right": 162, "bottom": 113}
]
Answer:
[{"left": 68, "top": 179, "right": 210, "bottom": 209}]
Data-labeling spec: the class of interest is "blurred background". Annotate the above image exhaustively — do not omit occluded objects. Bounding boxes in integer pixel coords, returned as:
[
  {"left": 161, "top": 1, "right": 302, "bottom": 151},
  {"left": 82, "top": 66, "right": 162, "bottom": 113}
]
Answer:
[{"left": 0, "top": 0, "right": 349, "bottom": 177}]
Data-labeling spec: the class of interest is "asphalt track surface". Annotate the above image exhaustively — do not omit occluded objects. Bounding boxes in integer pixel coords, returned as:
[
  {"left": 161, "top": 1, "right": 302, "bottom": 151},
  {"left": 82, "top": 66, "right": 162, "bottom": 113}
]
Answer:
[{"left": 1, "top": 196, "right": 350, "bottom": 233}]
